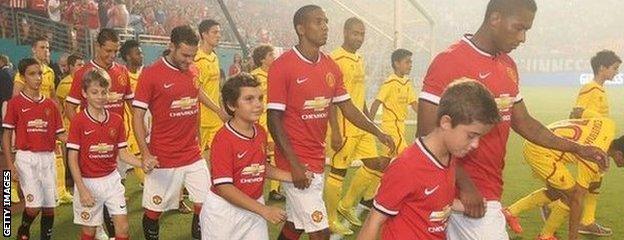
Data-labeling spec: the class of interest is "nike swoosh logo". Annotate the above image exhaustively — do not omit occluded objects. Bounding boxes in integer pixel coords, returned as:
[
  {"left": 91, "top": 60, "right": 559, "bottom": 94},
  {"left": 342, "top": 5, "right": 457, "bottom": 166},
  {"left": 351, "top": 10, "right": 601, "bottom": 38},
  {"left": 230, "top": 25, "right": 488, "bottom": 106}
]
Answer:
[
  {"left": 424, "top": 185, "right": 440, "bottom": 196},
  {"left": 164, "top": 83, "right": 174, "bottom": 89},
  {"left": 237, "top": 151, "right": 248, "bottom": 159},
  {"left": 21, "top": 108, "right": 31, "bottom": 112},
  {"left": 120, "top": 205, "right": 126, "bottom": 209},
  {"left": 84, "top": 130, "right": 95, "bottom": 135},
  {"left": 478, "top": 72, "right": 491, "bottom": 79},
  {"left": 296, "top": 77, "right": 308, "bottom": 84}
]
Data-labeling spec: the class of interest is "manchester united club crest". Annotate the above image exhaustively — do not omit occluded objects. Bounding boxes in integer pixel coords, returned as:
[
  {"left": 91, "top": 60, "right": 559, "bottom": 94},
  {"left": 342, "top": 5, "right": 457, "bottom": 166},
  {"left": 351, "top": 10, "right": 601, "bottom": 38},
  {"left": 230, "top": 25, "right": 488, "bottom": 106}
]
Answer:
[
  {"left": 506, "top": 67, "right": 518, "bottom": 84},
  {"left": 311, "top": 210, "right": 324, "bottom": 223},
  {"left": 109, "top": 128, "right": 117, "bottom": 138},
  {"left": 44, "top": 107, "right": 51, "bottom": 116},
  {"left": 152, "top": 195, "right": 163, "bottom": 205},
  {"left": 81, "top": 211, "right": 91, "bottom": 221},
  {"left": 26, "top": 194, "right": 34, "bottom": 202},
  {"left": 325, "top": 73, "right": 336, "bottom": 88}
]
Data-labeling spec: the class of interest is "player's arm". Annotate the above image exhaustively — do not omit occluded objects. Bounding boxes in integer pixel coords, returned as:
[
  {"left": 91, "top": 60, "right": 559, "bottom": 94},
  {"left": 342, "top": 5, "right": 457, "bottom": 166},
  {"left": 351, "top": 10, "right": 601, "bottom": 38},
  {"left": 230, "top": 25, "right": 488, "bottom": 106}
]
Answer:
[
  {"left": 336, "top": 99, "right": 395, "bottom": 152},
  {"left": 266, "top": 164, "right": 295, "bottom": 182},
  {"left": 416, "top": 100, "right": 437, "bottom": 137},
  {"left": 132, "top": 107, "right": 158, "bottom": 171},
  {"left": 67, "top": 149, "right": 95, "bottom": 207},
  {"left": 369, "top": 99, "right": 381, "bottom": 122},
  {"left": 357, "top": 208, "right": 388, "bottom": 240},
  {"left": 328, "top": 104, "right": 342, "bottom": 152},
  {"left": 56, "top": 132, "right": 68, "bottom": 142},
  {"left": 214, "top": 184, "right": 286, "bottom": 224},
  {"left": 410, "top": 100, "right": 418, "bottom": 114},
  {"left": 2, "top": 129, "right": 18, "bottom": 181},
  {"left": 64, "top": 102, "right": 79, "bottom": 120},
  {"left": 267, "top": 109, "right": 309, "bottom": 189},
  {"left": 511, "top": 101, "right": 608, "bottom": 170},
  {"left": 198, "top": 89, "right": 229, "bottom": 122}
]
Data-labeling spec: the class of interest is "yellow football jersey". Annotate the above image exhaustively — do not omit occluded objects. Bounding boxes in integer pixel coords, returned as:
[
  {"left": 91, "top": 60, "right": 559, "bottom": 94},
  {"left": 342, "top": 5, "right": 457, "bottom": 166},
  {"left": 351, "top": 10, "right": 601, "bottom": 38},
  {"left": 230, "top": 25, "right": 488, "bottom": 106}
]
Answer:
[
  {"left": 331, "top": 47, "right": 367, "bottom": 136},
  {"left": 194, "top": 49, "right": 222, "bottom": 127},
  {"left": 14, "top": 63, "right": 55, "bottom": 98},
  {"left": 576, "top": 81, "right": 609, "bottom": 117},
  {"left": 525, "top": 118, "right": 616, "bottom": 164},
  {"left": 376, "top": 73, "right": 417, "bottom": 123},
  {"left": 56, "top": 74, "right": 73, "bottom": 129},
  {"left": 128, "top": 67, "right": 142, "bottom": 91},
  {"left": 124, "top": 68, "right": 142, "bottom": 131},
  {"left": 250, "top": 67, "right": 268, "bottom": 126}
]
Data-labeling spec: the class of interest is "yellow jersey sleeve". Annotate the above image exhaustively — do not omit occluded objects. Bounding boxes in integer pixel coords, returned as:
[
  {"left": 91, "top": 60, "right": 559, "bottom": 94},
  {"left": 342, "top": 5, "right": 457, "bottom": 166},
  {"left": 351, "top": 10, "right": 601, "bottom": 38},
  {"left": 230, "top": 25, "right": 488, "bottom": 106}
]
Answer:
[{"left": 56, "top": 75, "right": 73, "bottom": 102}]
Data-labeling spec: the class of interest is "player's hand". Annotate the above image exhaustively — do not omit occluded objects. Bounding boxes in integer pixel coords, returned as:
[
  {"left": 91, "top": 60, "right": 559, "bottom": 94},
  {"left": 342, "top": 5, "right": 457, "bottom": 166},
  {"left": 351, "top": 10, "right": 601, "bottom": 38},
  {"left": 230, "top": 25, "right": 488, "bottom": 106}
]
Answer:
[
  {"left": 261, "top": 206, "right": 287, "bottom": 224},
  {"left": 451, "top": 199, "right": 465, "bottom": 212},
  {"left": 291, "top": 162, "right": 310, "bottom": 190},
  {"left": 575, "top": 145, "right": 609, "bottom": 172},
  {"left": 613, "top": 155, "right": 624, "bottom": 168},
  {"left": 143, "top": 152, "right": 159, "bottom": 173},
  {"left": 78, "top": 188, "right": 95, "bottom": 207},
  {"left": 8, "top": 164, "right": 19, "bottom": 182},
  {"left": 376, "top": 132, "right": 396, "bottom": 155},
  {"left": 218, "top": 109, "right": 231, "bottom": 122},
  {"left": 458, "top": 186, "right": 486, "bottom": 218},
  {"left": 330, "top": 131, "right": 343, "bottom": 152}
]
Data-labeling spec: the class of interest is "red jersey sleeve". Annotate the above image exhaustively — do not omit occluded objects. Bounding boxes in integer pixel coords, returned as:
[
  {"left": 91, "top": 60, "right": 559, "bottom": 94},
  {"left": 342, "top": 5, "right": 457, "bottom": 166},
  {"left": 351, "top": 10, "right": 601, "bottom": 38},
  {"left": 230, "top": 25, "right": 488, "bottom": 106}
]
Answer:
[
  {"left": 117, "top": 116, "right": 128, "bottom": 149},
  {"left": 420, "top": 54, "right": 460, "bottom": 105},
  {"left": 267, "top": 61, "right": 287, "bottom": 111},
  {"left": 373, "top": 161, "right": 417, "bottom": 216},
  {"left": 210, "top": 133, "right": 234, "bottom": 185},
  {"left": 2, "top": 100, "right": 17, "bottom": 129},
  {"left": 330, "top": 61, "right": 350, "bottom": 103},
  {"left": 66, "top": 116, "right": 81, "bottom": 151},
  {"left": 66, "top": 68, "right": 85, "bottom": 105},
  {"left": 51, "top": 104, "right": 65, "bottom": 134},
  {"left": 132, "top": 69, "right": 152, "bottom": 110}
]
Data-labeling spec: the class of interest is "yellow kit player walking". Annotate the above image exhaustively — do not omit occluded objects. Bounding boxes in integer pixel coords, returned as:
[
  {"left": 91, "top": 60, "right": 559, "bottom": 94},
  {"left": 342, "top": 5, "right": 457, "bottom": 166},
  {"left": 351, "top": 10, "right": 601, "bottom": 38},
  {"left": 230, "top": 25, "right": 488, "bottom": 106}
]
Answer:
[
  {"left": 195, "top": 19, "right": 229, "bottom": 158},
  {"left": 503, "top": 116, "right": 622, "bottom": 240},
  {"left": 250, "top": 44, "right": 285, "bottom": 202},
  {"left": 370, "top": 48, "right": 418, "bottom": 157},
  {"left": 323, "top": 18, "right": 388, "bottom": 236}
]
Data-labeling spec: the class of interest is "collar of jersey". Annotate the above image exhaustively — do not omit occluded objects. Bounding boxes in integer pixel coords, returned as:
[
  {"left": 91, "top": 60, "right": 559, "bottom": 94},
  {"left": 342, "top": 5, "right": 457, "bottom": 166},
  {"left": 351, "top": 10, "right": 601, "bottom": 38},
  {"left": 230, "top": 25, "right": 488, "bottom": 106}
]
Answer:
[
  {"left": 386, "top": 73, "right": 409, "bottom": 84},
  {"left": 90, "top": 60, "right": 114, "bottom": 71},
  {"left": 162, "top": 57, "right": 181, "bottom": 72},
  {"left": 85, "top": 108, "right": 110, "bottom": 124},
  {"left": 461, "top": 34, "right": 497, "bottom": 59},
  {"left": 416, "top": 137, "right": 449, "bottom": 170},
  {"left": 293, "top": 46, "right": 321, "bottom": 64},
  {"left": 20, "top": 91, "right": 45, "bottom": 103},
  {"left": 225, "top": 120, "right": 256, "bottom": 141}
]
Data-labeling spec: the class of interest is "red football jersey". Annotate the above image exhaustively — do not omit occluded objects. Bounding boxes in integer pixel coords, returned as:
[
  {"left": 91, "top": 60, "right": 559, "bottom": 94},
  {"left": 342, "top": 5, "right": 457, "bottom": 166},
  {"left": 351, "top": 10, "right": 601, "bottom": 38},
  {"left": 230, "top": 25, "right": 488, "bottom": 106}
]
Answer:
[
  {"left": 374, "top": 139, "right": 456, "bottom": 240},
  {"left": 267, "top": 47, "right": 349, "bottom": 173},
  {"left": 420, "top": 34, "right": 521, "bottom": 200},
  {"left": 66, "top": 110, "right": 127, "bottom": 178},
  {"left": 2, "top": 93, "right": 64, "bottom": 152},
  {"left": 66, "top": 60, "right": 133, "bottom": 117},
  {"left": 132, "top": 57, "right": 202, "bottom": 168},
  {"left": 210, "top": 122, "right": 268, "bottom": 200}
]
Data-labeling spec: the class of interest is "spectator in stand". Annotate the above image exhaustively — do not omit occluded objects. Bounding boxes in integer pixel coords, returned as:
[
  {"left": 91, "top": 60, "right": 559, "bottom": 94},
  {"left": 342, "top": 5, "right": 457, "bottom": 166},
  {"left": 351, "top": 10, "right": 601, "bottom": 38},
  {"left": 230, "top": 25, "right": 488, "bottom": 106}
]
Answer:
[
  {"left": 79, "top": 0, "right": 100, "bottom": 37},
  {"left": 97, "top": 0, "right": 110, "bottom": 29},
  {"left": 107, "top": 0, "right": 129, "bottom": 29},
  {"left": 228, "top": 53, "right": 242, "bottom": 77},
  {"left": 47, "top": 0, "right": 64, "bottom": 22},
  {"left": 19, "top": 18, "right": 32, "bottom": 45},
  {"left": 26, "top": 0, "right": 47, "bottom": 17}
]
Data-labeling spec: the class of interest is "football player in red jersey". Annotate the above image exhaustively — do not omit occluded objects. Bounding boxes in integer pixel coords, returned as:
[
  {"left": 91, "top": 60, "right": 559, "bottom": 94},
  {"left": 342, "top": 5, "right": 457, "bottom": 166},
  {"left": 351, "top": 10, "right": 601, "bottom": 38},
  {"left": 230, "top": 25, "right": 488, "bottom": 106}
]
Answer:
[
  {"left": 201, "top": 73, "right": 301, "bottom": 240},
  {"left": 358, "top": 79, "right": 500, "bottom": 240},
  {"left": 66, "top": 69, "right": 143, "bottom": 240},
  {"left": 416, "top": 1, "right": 607, "bottom": 239},
  {"left": 268, "top": 5, "right": 394, "bottom": 240},
  {"left": 3, "top": 58, "right": 66, "bottom": 240}
]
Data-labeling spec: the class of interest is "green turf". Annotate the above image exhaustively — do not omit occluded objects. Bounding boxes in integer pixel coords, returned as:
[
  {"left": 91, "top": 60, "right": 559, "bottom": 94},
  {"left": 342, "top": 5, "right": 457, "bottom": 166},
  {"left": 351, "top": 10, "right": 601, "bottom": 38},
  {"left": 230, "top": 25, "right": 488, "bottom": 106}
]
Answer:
[{"left": 9, "top": 86, "right": 624, "bottom": 239}]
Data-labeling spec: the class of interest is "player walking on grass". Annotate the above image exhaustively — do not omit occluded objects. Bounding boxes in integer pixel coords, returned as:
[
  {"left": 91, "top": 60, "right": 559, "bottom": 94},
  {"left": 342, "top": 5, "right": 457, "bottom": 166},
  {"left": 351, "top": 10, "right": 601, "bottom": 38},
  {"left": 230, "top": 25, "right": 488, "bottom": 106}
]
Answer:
[
  {"left": 358, "top": 79, "right": 500, "bottom": 240},
  {"left": 66, "top": 69, "right": 144, "bottom": 240},
  {"left": 268, "top": 5, "right": 395, "bottom": 240},
  {"left": 3, "top": 58, "right": 67, "bottom": 240},
  {"left": 416, "top": 0, "right": 608, "bottom": 239}
]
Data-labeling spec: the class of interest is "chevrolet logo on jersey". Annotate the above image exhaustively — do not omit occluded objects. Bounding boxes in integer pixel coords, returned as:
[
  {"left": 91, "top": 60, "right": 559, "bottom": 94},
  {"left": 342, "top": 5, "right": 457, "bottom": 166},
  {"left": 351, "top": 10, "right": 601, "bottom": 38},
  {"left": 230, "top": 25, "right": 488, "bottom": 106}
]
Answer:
[
  {"left": 171, "top": 97, "right": 198, "bottom": 110},
  {"left": 27, "top": 119, "right": 48, "bottom": 128},
  {"left": 429, "top": 205, "right": 452, "bottom": 222},
  {"left": 304, "top": 97, "right": 331, "bottom": 112},
  {"left": 107, "top": 92, "right": 124, "bottom": 103},
  {"left": 89, "top": 143, "right": 114, "bottom": 154},
  {"left": 241, "top": 164, "right": 266, "bottom": 177}
]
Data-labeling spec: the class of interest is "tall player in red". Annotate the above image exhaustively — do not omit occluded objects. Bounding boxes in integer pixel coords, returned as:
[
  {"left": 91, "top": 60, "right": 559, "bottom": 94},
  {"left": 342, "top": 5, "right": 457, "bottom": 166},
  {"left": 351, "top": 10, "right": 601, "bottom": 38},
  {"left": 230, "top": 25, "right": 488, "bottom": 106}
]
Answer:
[
  {"left": 132, "top": 25, "right": 219, "bottom": 240},
  {"left": 358, "top": 80, "right": 501, "bottom": 240},
  {"left": 268, "top": 5, "right": 394, "bottom": 240},
  {"left": 416, "top": 1, "right": 607, "bottom": 239}
]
